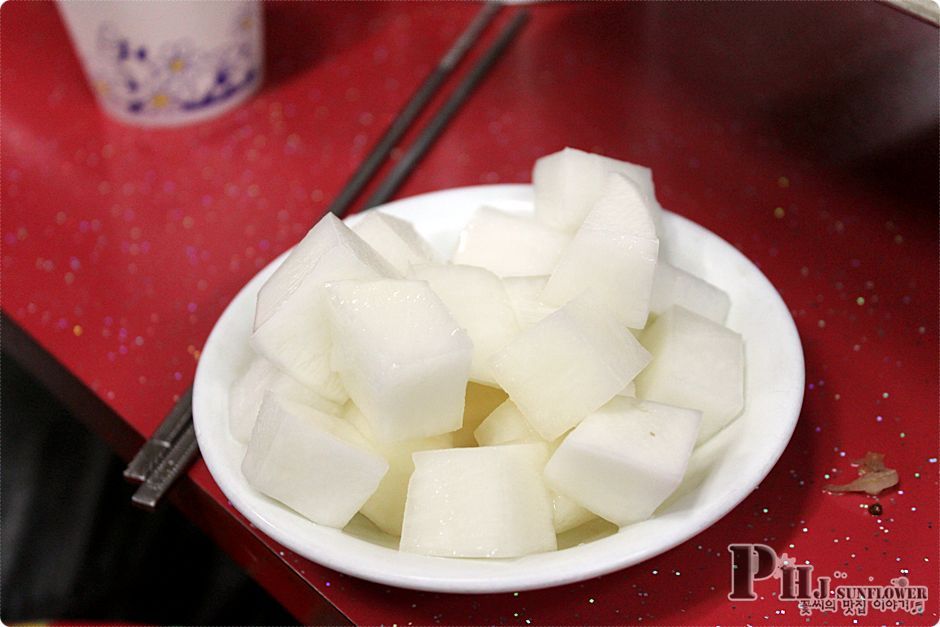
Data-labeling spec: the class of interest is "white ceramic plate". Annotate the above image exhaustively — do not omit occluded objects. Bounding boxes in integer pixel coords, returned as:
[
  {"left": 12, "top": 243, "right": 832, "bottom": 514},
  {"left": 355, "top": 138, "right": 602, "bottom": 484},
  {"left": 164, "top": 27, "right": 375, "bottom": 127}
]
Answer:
[{"left": 193, "top": 184, "right": 804, "bottom": 593}]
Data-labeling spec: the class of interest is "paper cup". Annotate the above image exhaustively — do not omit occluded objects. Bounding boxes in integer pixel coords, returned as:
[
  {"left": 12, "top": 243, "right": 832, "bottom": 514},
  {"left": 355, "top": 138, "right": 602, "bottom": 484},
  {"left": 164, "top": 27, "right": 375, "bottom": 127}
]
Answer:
[{"left": 57, "top": 1, "right": 264, "bottom": 127}]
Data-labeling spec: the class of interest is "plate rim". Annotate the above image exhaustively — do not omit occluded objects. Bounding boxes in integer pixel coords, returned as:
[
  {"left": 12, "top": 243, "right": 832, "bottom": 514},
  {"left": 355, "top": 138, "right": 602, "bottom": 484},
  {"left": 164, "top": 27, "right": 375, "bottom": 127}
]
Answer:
[{"left": 193, "top": 183, "right": 805, "bottom": 592}]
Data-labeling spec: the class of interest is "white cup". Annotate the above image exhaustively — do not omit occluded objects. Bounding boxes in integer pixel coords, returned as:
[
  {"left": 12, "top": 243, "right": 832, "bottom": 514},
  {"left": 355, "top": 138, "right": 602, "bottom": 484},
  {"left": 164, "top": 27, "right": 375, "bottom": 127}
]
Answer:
[{"left": 57, "top": 1, "right": 264, "bottom": 127}]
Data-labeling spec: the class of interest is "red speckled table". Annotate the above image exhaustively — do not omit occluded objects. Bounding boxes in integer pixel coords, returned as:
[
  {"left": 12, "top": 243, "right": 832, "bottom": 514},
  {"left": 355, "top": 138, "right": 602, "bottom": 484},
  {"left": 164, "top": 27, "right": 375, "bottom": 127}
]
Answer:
[{"left": 2, "top": 1, "right": 938, "bottom": 624}]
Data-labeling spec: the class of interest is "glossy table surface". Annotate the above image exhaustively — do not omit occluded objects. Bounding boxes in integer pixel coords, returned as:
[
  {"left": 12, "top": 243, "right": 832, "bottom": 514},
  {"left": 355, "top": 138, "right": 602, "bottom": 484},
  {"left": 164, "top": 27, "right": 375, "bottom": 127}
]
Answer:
[{"left": 2, "top": 1, "right": 937, "bottom": 624}]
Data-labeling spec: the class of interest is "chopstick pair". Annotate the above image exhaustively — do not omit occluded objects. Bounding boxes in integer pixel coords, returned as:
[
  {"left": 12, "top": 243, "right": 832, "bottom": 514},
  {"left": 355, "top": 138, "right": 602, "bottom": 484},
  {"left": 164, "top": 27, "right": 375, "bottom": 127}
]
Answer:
[
  {"left": 124, "top": 2, "right": 529, "bottom": 510},
  {"left": 126, "top": 391, "right": 198, "bottom": 509}
]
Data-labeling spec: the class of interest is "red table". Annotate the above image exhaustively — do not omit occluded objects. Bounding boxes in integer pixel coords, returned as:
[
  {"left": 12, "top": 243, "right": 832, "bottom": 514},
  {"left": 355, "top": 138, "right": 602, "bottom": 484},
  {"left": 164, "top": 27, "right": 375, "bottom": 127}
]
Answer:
[{"left": 2, "top": 2, "right": 937, "bottom": 624}]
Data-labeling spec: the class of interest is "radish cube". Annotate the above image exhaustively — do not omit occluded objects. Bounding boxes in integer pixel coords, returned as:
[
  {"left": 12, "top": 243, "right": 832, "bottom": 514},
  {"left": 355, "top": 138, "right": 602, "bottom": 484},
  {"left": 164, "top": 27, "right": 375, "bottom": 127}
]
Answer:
[
  {"left": 326, "top": 279, "right": 472, "bottom": 441},
  {"left": 650, "top": 262, "right": 730, "bottom": 324},
  {"left": 400, "top": 444, "right": 557, "bottom": 557},
  {"left": 545, "top": 398, "right": 701, "bottom": 526},
  {"left": 490, "top": 296, "right": 652, "bottom": 441},
  {"left": 635, "top": 306, "right": 744, "bottom": 444},
  {"left": 251, "top": 214, "right": 396, "bottom": 400},
  {"left": 352, "top": 211, "right": 437, "bottom": 275},
  {"left": 229, "top": 357, "right": 341, "bottom": 444},
  {"left": 542, "top": 173, "right": 659, "bottom": 328},
  {"left": 452, "top": 206, "right": 571, "bottom": 277},
  {"left": 452, "top": 382, "right": 508, "bottom": 447},
  {"left": 533, "top": 147, "right": 663, "bottom": 233},
  {"left": 474, "top": 399, "right": 541, "bottom": 446},
  {"left": 345, "top": 404, "right": 453, "bottom": 536},
  {"left": 502, "top": 275, "right": 556, "bottom": 329},
  {"left": 411, "top": 264, "right": 520, "bottom": 385},
  {"left": 242, "top": 392, "right": 388, "bottom": 528}
]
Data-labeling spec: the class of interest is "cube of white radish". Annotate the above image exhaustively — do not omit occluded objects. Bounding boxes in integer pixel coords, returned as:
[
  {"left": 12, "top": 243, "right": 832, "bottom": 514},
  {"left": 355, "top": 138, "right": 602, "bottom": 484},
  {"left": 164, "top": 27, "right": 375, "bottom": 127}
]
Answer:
[
  {"left": 411, "top": 264, "right": 520, "bottom": 385},
  {"left": 253, "top": 213, "right": 396, "bottom": 329},
  {"left": 474, "top": 399, "right": 542, "bottom": 446},
  {"left": 345, "top": 405, "right": 453, "bottom": 536},
  {"left": 400, "top": 444, "right": 557, "bottom": 557},
  {"left": 242, "top": 392, "right": 388, "bottom": 528},
  {"left": 635, "top": 306, "right": 745, "bottom": 445},
  {"left": 544, "top": 397, "right": 701, "bottom": 526},
  {"left": 649, "top": 262, "right": 730, "bottom": 324},
  {"left": 326, "top": 279, "right": 472, "bottom": 442},
  {"left": 553, "top": 492, "right": 597, "bottom": 534},
  {"left": 229, "top": 357, "right": 341, "bottom": 444},
  {"left": 533, "top": 147, "right": 663, "bottom": 233},
  {"left": 451, "top": 207, "right": 571, "bottom": 277},
  {"left": 452, "top": 382, "right": 508, "bottom": 447},
  {"left": 502, "top": 276, "right": 556, "bottom": 329},
  {"left": 251, "top": 214, "right": 397, "bottom": 400},
  {"left": 542, "top": 173, "right": 659, "bottom": 329},
  {"left": 490, "top": 295, "right": 652, "bottom": 441},
  {"left": 351, "top": 211, "right": 437, "bottom": 275}
]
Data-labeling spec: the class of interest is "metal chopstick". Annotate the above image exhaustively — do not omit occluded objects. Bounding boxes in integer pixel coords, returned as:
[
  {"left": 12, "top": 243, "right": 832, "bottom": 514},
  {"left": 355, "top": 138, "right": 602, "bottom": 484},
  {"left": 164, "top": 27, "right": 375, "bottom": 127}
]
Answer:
[
  {"left": 363, "top": 10, "right": 530, "bottom": 210},
  {"left": 124, "top": 387, "right": 193, "bottom": 482},
  {"left": 132, "top": 421, "right": 199, "bottom": 510},
  {"left": 128, "top": 5, "right": 529, "bottom": 509},
  {"left": 327, "top": 1, "right": 503, "bottom": 217}
]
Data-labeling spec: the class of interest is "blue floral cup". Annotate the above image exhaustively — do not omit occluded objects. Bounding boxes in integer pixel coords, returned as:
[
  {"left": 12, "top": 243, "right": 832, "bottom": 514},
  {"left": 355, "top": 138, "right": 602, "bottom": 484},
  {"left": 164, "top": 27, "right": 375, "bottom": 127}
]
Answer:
[{"left": 57, "top": 1, "right": 264, "bottom": 127}]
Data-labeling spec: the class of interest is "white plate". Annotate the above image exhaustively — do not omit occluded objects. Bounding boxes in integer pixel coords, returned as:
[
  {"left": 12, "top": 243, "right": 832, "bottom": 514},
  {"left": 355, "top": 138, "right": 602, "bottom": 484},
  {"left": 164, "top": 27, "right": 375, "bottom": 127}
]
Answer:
[{"left": 193, "top": 184, "right": 804, "bottom": 593}]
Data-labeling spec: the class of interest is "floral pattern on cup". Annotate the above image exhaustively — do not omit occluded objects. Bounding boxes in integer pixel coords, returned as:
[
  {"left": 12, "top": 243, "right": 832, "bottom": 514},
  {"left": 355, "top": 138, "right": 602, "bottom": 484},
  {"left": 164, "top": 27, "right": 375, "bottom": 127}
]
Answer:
[{"left": 90, "top": 7, "right": 261, "bottom": 118}]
